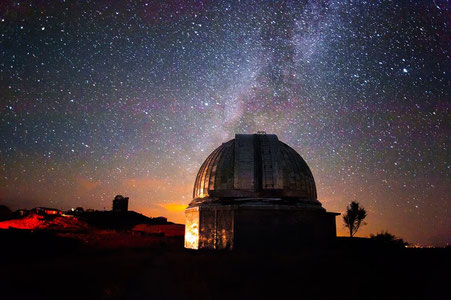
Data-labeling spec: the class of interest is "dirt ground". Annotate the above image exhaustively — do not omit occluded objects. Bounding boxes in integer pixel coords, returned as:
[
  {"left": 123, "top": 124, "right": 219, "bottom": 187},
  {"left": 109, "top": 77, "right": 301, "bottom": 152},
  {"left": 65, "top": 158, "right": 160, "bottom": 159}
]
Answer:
[{"left": 0, "top": 230, "right": 449, "bottom": 300}]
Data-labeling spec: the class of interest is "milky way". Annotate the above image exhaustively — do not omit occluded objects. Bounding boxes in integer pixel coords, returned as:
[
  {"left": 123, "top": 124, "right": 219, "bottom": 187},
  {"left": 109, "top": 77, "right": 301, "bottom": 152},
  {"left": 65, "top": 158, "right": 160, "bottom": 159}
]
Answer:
[{"left": 0, "top": 0, "right": 449, "bottom": 246}]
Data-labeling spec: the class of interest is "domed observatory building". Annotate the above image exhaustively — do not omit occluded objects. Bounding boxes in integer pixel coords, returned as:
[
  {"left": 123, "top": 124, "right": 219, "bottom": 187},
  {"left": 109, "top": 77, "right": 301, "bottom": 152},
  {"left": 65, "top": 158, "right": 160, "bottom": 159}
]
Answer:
[{"left": 185, "top": 133, "right": 339, "bottom": 250}]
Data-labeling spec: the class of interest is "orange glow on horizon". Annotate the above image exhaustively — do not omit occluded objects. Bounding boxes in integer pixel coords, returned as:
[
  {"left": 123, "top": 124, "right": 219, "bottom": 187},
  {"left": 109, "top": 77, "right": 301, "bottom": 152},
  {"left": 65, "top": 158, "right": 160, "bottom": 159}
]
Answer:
[{"left": 161, "top": 203, "right": 188, "bottom": 212}]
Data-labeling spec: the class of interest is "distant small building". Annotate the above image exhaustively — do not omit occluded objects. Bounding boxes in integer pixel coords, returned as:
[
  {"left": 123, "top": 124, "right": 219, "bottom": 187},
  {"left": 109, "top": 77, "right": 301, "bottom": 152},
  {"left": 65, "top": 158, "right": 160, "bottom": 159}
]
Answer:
[
  {"left": 75, "top": 207, "right": 84, "bottom": 213},
  {"left": 17, "top": 209, "right": 30, "bottom": 217},
  {"left": 32, "top": 207, "right": 62, "bottom": 216},
  {"left": 112, "top": 195, "right": 129, "bottom": 213},
  {"left": 65, "top": 207, "right": 85, "bottom": 216}
]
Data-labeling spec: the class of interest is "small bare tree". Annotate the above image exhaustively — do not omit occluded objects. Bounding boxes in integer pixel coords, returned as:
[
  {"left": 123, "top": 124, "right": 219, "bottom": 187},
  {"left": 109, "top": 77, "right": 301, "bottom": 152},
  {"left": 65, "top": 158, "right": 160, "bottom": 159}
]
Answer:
[{"left": 343, "top": 201, "right": 367, "bottom": 237}]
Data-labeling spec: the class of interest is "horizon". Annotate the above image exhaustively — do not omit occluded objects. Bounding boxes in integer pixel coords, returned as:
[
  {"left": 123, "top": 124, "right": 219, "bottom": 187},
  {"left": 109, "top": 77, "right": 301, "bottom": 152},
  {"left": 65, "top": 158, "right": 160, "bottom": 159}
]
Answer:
[{"left": 1, "top": 194, "right": 447, "bottom": 248}]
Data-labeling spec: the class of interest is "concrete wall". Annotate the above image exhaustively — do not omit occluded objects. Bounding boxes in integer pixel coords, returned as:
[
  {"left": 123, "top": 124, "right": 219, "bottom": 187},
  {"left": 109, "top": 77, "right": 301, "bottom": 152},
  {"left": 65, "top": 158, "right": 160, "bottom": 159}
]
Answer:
[
  {"left": 184, "top": 207, "right": 199, "bottom": 249},
  {"left": 185, "top": 204, "right": 338, "bottom": 250},
  {"left": 234, "top": 208, "right": 337, "bottom": 250},
  {"left": 198, "top": 206, "right": 234, "bottom": 250}
]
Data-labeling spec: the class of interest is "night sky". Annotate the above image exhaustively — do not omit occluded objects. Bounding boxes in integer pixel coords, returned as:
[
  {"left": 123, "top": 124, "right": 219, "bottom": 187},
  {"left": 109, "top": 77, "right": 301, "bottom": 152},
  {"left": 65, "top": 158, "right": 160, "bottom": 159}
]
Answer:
[{"left": 0, "top": 0, "right": 449, "bottom": 246}]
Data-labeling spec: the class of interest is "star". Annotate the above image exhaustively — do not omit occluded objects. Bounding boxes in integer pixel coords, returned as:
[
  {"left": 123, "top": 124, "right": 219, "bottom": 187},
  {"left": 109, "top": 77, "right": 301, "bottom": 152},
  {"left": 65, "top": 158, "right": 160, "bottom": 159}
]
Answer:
[{"left": 0, "top": 0, "right": 448, "bottom": 246}]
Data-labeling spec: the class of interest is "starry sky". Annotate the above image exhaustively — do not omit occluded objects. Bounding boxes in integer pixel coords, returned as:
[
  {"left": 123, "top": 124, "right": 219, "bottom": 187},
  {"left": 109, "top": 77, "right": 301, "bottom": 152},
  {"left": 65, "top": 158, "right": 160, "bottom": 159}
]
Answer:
[{"left": 0, "top": 0, "right": 449, "bottom": 246}]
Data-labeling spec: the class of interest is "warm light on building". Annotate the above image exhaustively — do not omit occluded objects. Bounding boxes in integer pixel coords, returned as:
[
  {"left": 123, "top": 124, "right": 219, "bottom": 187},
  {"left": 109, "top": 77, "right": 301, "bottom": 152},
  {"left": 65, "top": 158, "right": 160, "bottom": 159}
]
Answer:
[
  {"left": 184, "top": 207, "right": 199, "bottom": 249},
  {"left": 197, "top": 188, "right": 208, "bottom": 199}
]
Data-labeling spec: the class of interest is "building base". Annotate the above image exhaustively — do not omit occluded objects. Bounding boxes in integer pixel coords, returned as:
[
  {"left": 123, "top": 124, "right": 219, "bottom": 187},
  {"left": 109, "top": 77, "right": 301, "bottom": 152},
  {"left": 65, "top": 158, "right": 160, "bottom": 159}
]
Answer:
[{"left": 185, "top": 202, "right": 339, "bottom": 250}]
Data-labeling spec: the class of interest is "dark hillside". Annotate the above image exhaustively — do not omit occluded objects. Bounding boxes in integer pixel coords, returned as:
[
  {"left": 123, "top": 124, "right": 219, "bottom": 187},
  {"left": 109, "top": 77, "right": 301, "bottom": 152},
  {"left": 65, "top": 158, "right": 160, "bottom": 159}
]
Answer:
[{"left": 0, "top": 231, "right": 448, "bottom": 300}]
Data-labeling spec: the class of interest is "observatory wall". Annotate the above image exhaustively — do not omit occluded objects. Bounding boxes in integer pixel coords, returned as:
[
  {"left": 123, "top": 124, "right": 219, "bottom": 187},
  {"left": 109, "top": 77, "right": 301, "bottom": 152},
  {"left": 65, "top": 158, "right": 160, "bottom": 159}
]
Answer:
[
  {"left": 185, "top": 203, "right": 337, "bottom": 250},
  {"left": 184, "top": 207, "right": 199, "bottom": 249},
  {"left": 233, "top": 206, "right": 338, "bottom": 250},
  {"left": 185, "top": 205, "right": 234, "bottom": 250}
]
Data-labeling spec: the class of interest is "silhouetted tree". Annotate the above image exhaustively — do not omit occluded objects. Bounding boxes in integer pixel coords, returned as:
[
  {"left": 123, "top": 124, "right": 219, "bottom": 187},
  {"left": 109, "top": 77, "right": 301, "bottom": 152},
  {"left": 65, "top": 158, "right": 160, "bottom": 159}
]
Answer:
[
  {"left": 343, "top": 201, "right": 367, "bottom": 237},
  {"left": 370, "top": 231, "right": 408, "bottom": 247}
]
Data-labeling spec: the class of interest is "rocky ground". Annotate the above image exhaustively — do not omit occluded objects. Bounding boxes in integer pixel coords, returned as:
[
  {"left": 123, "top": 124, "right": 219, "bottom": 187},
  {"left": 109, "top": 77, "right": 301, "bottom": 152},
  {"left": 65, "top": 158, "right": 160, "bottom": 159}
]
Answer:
[{"left": 0, "top": 229, "right": 449, "bottom": 300}]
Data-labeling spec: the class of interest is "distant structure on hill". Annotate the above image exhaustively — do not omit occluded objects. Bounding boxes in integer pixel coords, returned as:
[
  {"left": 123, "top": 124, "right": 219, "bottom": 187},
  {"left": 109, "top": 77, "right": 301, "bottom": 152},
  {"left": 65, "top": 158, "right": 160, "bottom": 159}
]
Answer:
[
  {"left": 185, "top": 133, "right": 339, "bottom": 250},
  {"left": 112, "top": 195, "right": 129, "bottom": 213},
  {"left": 32, "top": 207, "right": 62, "bottom": 216},
  {"left": 74, "top": 207, "right": 84, "bottom": 213}
]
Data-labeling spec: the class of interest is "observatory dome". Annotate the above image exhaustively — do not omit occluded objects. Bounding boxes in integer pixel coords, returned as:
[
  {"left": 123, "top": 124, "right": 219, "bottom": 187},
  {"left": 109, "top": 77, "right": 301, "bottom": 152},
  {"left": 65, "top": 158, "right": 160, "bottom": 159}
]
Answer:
[{"left": 190, "top": 133, "right": 321, "bottom": 207}]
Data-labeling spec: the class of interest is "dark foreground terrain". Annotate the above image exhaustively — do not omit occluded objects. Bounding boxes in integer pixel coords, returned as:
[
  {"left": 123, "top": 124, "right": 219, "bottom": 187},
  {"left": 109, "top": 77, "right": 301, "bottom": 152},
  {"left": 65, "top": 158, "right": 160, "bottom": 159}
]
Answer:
[{"left": 0, "top": 230, "right": 448, "bottom": 300}]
